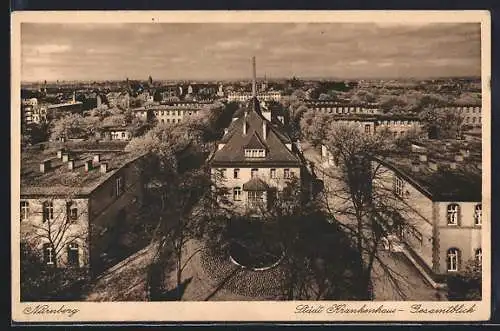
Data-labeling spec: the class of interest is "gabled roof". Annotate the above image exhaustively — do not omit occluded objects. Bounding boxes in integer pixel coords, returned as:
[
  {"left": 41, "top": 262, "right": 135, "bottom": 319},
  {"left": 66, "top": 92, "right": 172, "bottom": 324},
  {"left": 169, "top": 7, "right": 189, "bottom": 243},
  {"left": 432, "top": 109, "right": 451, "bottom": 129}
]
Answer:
[{"left": 210, "top": 100, "right": 301, "bottom": 167}]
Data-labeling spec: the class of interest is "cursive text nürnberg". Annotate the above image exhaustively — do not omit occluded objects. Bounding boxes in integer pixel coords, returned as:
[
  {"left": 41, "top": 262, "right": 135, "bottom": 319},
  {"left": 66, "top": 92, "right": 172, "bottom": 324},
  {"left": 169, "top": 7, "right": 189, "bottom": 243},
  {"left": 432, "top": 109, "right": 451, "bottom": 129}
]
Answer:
[{"left": 23, "top": 304, "right": 79, "bottom": 317}]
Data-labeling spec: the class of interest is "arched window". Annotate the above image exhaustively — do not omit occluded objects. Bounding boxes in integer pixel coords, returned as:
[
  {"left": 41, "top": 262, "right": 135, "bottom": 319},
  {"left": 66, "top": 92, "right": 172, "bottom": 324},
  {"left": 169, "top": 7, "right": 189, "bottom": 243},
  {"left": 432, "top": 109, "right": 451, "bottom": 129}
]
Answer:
[
  {"left": 447, "top": 204, "right": 460, "bottom": 225},
  {"left": 447, "top": 248, "right": 460, "bottom": 272},
  {"left": 474, "top": 204, "right": 482, "bottom": 226},
  {"left": 475, "top": 248, "right": 482, "bottom": 266}
]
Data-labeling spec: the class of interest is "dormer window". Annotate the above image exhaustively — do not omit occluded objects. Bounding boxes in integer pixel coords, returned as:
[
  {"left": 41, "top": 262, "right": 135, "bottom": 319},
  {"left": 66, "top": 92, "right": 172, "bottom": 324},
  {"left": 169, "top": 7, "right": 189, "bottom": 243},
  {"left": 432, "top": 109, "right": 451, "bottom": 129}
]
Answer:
[{"left": 245, "top": 149, "right": 266, "bottom": 158}]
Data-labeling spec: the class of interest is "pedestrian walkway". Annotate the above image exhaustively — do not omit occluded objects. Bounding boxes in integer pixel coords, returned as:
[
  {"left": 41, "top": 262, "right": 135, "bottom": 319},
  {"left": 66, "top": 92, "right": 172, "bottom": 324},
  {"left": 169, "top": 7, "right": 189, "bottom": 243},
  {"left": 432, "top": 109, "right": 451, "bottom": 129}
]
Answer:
[{"left": 371, "top": 250, "right": 443, "bottom": 301}]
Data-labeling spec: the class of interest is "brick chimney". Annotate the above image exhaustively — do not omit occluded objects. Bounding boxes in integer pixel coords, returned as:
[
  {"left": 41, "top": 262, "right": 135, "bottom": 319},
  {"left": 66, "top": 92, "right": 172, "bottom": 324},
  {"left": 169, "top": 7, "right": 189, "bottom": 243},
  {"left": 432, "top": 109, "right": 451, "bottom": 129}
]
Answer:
[
  {"left": 411, "top": 161, "right": 420, "bottom": 172},
  {"left": 40, "top": 160, "right": 51, "bottom": 173},
  {"left": 243, "top": 121, "right": 247, "bottom": 135},
  {"left": 93, "top": 154, "right": 101, "bottom": 165},
  {"left": 262, "top": 121, "right": 267, "bottom": 140},
  {"left": 100, "top": 162, "right": 108, "bottom": 174},
  {"left": 62, "top": 154, "right": 69, "bottom": 163},
  {"left": 68, "top": 160, "right": 75, "bottom": 170},
  {"left": 224, "top": 128, "right": 228, "bottom": 136},
  {"left": 85, "top": 160, "right": 93, "bottom": 172},
  {"left": 419, "top": 154, "right": 427, "bottom": 162},
  {"left": 57, "top": 149, "right": 65, "bottom": 159},
  {"left": 428, "top": 161, "right": 438, "bottom": 171}
]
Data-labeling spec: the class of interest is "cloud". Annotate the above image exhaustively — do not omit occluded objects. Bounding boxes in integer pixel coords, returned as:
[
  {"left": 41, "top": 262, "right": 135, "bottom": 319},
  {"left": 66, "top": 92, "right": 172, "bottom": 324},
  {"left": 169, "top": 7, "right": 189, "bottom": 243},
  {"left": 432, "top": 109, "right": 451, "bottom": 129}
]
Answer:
[
  {"left": 34, "top": 44, "right": 71, "bottom": 54},
  {"left": 349, "top": 59, "right": 368, "bottom": 66},
  {"left": 19, "top": 22, "right": 481, "bottom": 81}
]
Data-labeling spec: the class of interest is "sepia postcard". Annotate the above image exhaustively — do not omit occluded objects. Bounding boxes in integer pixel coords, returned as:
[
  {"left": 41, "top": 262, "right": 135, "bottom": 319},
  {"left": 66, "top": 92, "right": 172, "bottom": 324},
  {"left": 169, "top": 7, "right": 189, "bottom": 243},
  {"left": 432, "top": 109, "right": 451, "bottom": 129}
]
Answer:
[{"left": 11, "top": 10, "right": 491, "bottom": 323}]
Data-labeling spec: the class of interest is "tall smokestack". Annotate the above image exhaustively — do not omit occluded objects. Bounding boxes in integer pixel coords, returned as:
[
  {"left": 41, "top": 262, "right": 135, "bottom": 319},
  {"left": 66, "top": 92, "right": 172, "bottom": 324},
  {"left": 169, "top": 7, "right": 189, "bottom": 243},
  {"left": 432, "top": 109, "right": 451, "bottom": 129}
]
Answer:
[{"left": 252, "top": 56, "right": 257, "bottom": 98}]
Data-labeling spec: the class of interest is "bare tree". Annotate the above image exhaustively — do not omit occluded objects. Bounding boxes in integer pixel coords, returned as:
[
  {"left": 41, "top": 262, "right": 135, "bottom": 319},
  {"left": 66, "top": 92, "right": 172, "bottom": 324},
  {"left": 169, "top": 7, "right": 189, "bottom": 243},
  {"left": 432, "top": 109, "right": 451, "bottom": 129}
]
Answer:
[
  {"left": 319, "top": 121, "right": 424, "bottom": 299},
  {"left": 21, "top": 191, "right": 89, "bottom": 269}
]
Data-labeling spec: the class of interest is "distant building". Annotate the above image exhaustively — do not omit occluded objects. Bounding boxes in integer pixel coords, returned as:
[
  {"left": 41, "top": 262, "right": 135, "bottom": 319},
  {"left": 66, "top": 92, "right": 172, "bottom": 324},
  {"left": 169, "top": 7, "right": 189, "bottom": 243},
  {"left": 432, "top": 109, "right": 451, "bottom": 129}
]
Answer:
[
  {"left": 227, "top": 91, "right": 282, "bottom": 103},
  {"left": 306, "top": 100, "right": 421, "bottom": 137},
  {"left": 133, "top": 101, "right": 213, "bottom": 124},
  {"left": 98, "top": 125, "right": 133, "bottom": 141},
  {"left": 217, "top": 84, "right": 225, "bottom": 98},
  {"left": 45, "top": 101, "right": 84, "bottom": 120},
  {"left": 435, "top": 104, "right": 482, "bottom": 128},
  {"left": 21, "top": 98, "right": 47, "bottom": 125},
  {"left": 305, "top": 100, "right": 381, "bottom": 115},
  {"left": 20, "top": 145, "right": 146, "bottom": 271}
]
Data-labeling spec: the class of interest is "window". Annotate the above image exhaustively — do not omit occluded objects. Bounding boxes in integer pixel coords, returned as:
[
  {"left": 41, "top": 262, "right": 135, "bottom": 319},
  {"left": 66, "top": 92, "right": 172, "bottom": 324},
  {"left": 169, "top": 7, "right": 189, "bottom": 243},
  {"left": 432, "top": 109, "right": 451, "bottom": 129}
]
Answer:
[
  {"left": 447, "top": 248, "right": 460, "bottom": 272},
  {"left": 233, "top": 168, "right": 240, "bottom": 179},
  {"left": 245, "top": 149, "right": 266, "bottom": 158},
  {"left": 393, "top": 176, "right": 405, "bottom": 197},
  {"left": 270, "top": 168, "right": 277, "bottom": 179},
  {"left": 167, "top": 119, "right": 170, "bottom": 123},
  {"left": 233, "top": 187, "right": 242, "bottom": 201},
  {"left": 67, "top": 243, "right": 79, "bottom": 267},
  {"left": 248, "top": 191, "right": 264, "bottom": 207},
  {"left": 20, "top": 201, "right": 29, "bottom": 221},
  {"left": 284, "top": 168, "right": 290, "bottom": 179},
  {"left": 475, "top": 248, "right": 482, "bottom": 266},
  {"left": 447, "top": 204, "right": 459, "bottom": 225},
  {"left": 43, "top": 243, "right": 55, "bottom": 265},
  {"left": 474, "top": 204, "right": 482, "bottom": 226},
  {"left": 364, "top": 124, "right": 371, "bottom": 134},
  {"left": 251, "top": 168, "right": 258, "bottom": 178},
  {"left": 66, "top": 201, "right": 78, "bottom": 223},
  {"left": 122, "top": 132, "right": 126, "bottom": 138},
  {"left": 116, "top": 176, "right": 124, "bottom": 196},
  {"left": 42, "top": 201, "right": 54, "bottom": 222}
]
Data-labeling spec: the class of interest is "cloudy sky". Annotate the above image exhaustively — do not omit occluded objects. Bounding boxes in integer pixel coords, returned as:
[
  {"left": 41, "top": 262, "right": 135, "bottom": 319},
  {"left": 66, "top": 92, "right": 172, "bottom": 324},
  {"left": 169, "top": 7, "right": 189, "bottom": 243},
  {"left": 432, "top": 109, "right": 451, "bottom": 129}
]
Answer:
[{"left": 21, "top": 22, "right": 481, "bottom": 82}]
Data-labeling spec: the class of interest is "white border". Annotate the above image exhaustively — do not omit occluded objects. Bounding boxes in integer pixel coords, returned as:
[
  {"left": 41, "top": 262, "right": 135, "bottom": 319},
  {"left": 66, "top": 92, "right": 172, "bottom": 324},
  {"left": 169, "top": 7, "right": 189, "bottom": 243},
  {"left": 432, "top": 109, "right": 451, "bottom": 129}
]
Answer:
[{"left": 11, "top": 10, "right": 491, "bottom": 322}]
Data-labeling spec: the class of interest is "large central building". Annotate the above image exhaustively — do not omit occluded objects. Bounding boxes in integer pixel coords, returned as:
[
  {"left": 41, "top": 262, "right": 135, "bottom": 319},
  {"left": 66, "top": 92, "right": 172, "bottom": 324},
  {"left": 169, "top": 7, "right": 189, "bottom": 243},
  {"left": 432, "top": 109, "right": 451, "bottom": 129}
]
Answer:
[{"left": 209, "top": 57, "right": 304, "bottom": 214}]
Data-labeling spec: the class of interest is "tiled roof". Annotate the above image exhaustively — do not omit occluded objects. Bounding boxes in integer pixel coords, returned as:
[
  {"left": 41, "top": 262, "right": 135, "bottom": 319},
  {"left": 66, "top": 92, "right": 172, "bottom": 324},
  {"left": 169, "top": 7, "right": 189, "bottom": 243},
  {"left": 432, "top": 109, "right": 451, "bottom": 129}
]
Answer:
[
  {"left": 20, "top": 146, "right": 144, "bottom": 197},
  {"left": 210, "top": 99, "right": 301, "bottom": 167},
  {"left": 244, "top": 132, "right": 267, "bottom": 149},
  {"left": 373, "top": 139, "right": 482, "bottom": 201}
]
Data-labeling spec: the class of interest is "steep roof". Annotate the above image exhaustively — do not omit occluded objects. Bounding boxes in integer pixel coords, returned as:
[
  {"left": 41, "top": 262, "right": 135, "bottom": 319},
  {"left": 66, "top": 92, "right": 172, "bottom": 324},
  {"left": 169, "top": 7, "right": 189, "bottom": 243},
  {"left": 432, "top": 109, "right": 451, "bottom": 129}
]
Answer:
[{"left": 210, "top": 99, "right": 301, "bottom": 167}]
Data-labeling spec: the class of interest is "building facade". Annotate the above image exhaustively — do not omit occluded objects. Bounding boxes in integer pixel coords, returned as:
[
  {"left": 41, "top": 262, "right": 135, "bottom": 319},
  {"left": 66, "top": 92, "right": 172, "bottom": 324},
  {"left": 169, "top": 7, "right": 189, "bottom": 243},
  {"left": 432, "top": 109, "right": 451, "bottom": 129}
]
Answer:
[
  {"left": 322, "top": 139, "right": 482, "bottom": 283},
  {"left": 133, "top": 101, "right": 213, "bottom": 124},
  {"left": 20, "top": 145, "right": 146, "bottom": 271},
  {"left": 435, "top": 104, "right": 482, "bottom": 128},
  {"left": 209, "top": 57, "right": 303, "bottom": 214},
  {"left": 372, "top": 140, "right": 482, "bottom": 282},
  {"left": 227, "top": 91, "right": 282, "bottom": 103}
]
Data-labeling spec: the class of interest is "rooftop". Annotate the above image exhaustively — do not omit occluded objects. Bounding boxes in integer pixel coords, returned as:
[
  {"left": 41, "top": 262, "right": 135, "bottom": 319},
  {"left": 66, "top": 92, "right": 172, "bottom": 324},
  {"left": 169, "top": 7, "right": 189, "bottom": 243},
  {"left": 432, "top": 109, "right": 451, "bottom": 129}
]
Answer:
[
  {"left": 21, "top": 145, "right": 144, "bottom": 197},
  {"left": 46, "top": 101, "right": 83, "bottom": 109},
  {"left": 375, "top": 139, "right": 482, "bottom": 201},
  {"left": 211, "top": 99, "right": 301, "bottom": 167}
]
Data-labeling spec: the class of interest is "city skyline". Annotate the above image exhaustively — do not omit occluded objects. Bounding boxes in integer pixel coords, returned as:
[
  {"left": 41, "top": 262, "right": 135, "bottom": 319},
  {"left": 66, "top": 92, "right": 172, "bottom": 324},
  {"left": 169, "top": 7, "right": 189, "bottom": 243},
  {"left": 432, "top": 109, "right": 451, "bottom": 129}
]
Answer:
[{"left": 21, "top": 22, "right": 481, "bottom": 82}]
